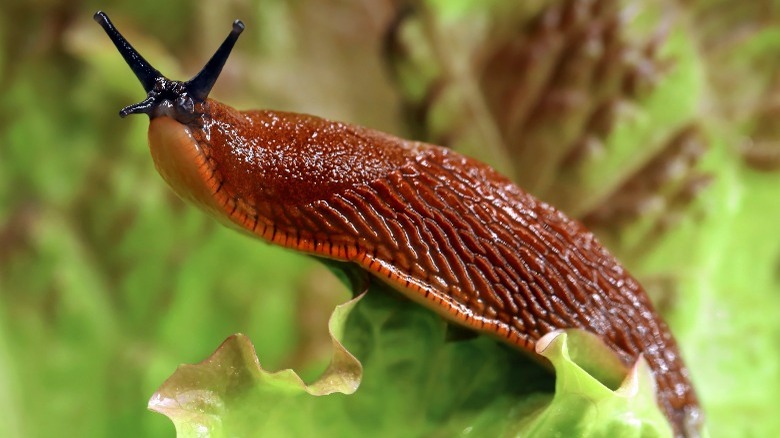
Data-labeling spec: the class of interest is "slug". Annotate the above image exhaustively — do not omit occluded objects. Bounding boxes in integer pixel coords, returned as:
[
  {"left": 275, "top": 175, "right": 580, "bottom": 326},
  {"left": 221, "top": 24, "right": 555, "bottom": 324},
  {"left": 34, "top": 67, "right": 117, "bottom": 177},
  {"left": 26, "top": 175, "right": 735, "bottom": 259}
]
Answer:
[{"left": 94, "top": 11, "right": 701, "bottom": 437}]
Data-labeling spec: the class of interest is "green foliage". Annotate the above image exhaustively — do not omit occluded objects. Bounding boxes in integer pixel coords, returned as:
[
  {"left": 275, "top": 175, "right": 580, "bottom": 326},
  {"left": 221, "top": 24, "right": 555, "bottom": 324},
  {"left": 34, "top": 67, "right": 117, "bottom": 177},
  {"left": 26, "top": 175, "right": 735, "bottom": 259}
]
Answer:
[
  {"left": 150, "top": 294, "right": 363, "bottom": 437},
  {"left": 152, "top": 292, "right": 672, "bottom": 437}
]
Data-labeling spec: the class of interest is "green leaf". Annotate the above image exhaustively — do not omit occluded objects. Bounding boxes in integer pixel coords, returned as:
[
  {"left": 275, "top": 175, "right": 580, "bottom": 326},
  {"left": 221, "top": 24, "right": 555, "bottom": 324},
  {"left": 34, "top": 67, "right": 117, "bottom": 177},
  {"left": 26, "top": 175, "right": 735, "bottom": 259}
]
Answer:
[
  {"left": 150, "top": 289, "right": 682, "bottom": 437},
  {"left": 519, "top": 330, "right": 674, "bottom": 438},
  {"left": 149, "top": 293, "right": 364, "bottom": 437}
]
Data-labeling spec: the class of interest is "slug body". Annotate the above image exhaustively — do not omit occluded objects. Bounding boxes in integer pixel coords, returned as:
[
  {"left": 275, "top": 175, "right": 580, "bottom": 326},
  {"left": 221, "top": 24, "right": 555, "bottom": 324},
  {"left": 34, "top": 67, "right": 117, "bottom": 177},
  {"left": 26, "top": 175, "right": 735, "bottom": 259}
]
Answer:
[{"left": 95, "top": 12, "right": 701, "bottom": 437}]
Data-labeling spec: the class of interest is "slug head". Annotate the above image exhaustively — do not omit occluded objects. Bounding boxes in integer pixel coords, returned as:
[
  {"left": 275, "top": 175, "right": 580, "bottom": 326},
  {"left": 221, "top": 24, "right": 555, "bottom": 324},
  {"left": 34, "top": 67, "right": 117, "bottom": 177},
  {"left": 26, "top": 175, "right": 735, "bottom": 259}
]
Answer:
[{"left": 93, "top": 11, "right": 244, "bottom": 123}]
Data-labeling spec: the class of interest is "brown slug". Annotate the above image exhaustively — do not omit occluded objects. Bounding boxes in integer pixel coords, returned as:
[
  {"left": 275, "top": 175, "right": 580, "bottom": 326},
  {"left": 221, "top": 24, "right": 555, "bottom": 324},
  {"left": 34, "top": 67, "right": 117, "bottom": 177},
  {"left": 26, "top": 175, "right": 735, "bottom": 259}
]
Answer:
[{"left": 94, "top": 11, "right": 701, "bottom": 437}]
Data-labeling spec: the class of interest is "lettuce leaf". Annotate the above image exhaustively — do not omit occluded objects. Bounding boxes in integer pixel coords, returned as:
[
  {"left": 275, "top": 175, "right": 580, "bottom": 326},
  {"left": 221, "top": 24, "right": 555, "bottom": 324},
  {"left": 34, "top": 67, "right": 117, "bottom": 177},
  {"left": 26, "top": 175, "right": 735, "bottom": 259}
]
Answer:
[
  {"left": 151, "top": 290, "right": 677, "bottom": 437},
  {"left": 149, "top": 294, "right": 364, "bottom": 436}
]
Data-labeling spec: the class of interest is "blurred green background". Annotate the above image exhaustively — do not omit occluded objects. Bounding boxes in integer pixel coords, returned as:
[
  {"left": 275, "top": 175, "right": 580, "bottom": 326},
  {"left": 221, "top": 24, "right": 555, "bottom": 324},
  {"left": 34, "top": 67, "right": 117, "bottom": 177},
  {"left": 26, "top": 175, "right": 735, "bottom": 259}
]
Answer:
[{"left": 1, "top": 0, "right": 779, "bottom": 436}]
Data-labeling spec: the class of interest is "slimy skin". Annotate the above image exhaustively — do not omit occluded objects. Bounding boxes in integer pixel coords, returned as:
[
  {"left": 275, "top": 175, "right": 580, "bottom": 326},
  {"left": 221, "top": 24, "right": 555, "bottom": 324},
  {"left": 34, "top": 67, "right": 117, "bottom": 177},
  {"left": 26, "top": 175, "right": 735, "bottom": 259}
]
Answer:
[{"left": 95, "top": 11, "right": 702, "bottom": 437}]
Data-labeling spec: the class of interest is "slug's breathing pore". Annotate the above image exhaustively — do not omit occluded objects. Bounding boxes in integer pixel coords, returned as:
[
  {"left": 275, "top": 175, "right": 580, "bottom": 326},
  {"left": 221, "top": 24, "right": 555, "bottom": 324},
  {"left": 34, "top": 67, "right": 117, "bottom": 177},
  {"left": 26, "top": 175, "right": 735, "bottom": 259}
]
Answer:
[{"left": 95, "top": 11, "right": 702, "bottom": 437}]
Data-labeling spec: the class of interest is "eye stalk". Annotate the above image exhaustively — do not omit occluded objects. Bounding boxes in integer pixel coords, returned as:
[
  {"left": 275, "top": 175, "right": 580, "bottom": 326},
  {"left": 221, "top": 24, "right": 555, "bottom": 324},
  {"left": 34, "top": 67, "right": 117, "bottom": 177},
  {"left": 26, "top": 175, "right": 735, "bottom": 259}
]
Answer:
[{"left": 93, "top": 11, "right": 244, "bottom": 122}]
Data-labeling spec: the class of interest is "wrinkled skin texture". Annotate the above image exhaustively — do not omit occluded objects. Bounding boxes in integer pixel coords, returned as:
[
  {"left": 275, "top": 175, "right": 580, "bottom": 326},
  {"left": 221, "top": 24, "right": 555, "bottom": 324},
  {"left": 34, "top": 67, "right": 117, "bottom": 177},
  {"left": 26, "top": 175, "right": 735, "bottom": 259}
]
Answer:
[{"left": 147, "top": 100, "right": 701, "bottom": 437}]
